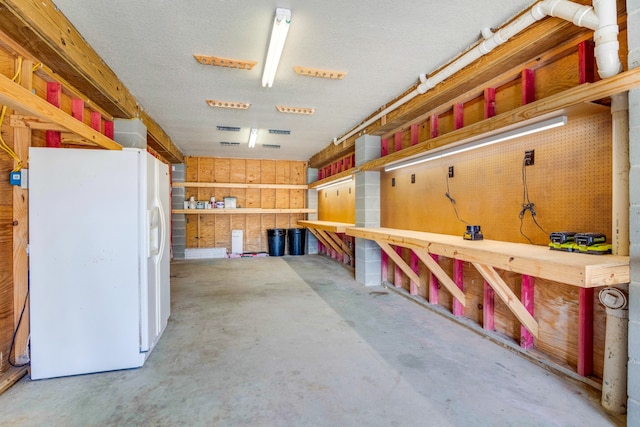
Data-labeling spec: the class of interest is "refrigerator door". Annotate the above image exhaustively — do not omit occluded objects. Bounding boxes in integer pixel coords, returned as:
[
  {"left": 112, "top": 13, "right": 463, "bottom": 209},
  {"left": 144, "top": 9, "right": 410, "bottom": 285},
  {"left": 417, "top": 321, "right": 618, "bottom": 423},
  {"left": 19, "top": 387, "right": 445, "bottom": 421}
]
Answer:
[
  {"left": 140, "top": 153, "right": 170, "bottom": 353},
  {"left": 29, "top": 147, "right": 145, "bottom": 379}
]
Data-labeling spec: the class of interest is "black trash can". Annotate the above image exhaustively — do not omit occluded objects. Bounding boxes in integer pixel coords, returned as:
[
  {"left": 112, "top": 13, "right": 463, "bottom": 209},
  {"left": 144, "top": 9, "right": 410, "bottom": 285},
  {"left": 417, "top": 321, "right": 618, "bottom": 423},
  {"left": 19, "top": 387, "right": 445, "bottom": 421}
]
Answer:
[
  {"left": 288, "top": 228, "right": 306, "bottom": 255},
  {"left": 267, "top": 228, "right": 286, "bottom": 256}
]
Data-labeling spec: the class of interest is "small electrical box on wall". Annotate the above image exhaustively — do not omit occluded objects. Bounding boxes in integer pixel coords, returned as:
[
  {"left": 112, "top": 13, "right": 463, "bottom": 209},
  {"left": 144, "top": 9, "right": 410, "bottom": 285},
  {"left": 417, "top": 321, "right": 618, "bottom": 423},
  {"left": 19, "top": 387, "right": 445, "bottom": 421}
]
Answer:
[{"left": 9, "top": 171, "right": 21, "bottom": 185}]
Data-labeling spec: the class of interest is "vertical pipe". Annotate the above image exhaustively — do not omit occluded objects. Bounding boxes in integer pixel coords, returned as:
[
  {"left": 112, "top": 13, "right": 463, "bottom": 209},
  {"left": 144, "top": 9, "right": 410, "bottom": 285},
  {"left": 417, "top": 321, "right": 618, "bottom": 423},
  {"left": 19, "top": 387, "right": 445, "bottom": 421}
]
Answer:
[{"left": 611, "top": 93, "right": 629, "bottom": 256}]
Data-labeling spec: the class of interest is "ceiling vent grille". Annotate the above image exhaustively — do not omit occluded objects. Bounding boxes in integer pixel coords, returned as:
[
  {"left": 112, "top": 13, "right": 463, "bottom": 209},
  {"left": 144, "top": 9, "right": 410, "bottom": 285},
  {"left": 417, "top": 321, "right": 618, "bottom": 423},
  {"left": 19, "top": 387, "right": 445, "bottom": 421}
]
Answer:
[
  {"left": 276, "top": 105, "right": 316, "bottom": 115},
  {"left": 293, "top": 66, "right": 347, "bottom": 80},
  {"left": 219, "top": 141, "right": 240, "bottom": 146},
  {"left": 268, "top": 129, "right": 291, "bottom": 135},
  {"left": 262, "top": 144, "right": 281, "bottom": 149},
  {"left": 216, "top": 126, "right": 241, "bottom": 132},
  {"left": 194, "top": 54, "right": 256, "bottom": 70},
  {"left": 207, "top": 99, "right": 251, "bottom": 110}
]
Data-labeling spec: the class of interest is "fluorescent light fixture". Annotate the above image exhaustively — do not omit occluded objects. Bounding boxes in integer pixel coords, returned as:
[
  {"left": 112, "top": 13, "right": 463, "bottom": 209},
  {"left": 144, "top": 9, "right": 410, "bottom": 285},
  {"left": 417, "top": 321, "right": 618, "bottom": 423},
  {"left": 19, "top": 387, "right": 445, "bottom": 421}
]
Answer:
[
  {"left": 314, "top": 175, "right": 353, "bottom": 190},
  {"left": 262, "top": 8, "right": 291, "bottom": 88},
  {"left": 384, "top": 115, "right": 567, "bottom": 172},
  {"left": 248, "top": 128, "right": 258, "bottom": 148}
]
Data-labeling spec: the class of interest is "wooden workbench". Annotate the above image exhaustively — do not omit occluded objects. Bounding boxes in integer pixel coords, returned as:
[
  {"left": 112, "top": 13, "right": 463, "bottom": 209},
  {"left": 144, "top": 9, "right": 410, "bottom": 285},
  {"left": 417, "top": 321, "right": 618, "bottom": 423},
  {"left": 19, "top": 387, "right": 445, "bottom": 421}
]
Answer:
[
  {"left": 298, "top": 220, "right": 355, "bottom": 263},
  {"left": 346, "top": 226, "right": 630, "bottom": 376}
]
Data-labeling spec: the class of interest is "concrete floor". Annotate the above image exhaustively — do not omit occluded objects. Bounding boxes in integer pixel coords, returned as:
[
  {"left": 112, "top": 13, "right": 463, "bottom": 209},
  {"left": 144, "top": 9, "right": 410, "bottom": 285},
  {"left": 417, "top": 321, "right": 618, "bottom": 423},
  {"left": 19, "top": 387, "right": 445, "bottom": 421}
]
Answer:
[{"left": 0, "top": 255, "right": 625, "bottom": 426}]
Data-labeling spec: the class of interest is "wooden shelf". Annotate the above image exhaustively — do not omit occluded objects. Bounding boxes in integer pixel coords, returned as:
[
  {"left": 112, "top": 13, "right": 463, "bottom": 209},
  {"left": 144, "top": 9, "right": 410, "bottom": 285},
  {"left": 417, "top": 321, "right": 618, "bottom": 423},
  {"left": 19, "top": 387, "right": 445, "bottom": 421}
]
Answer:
[
  {"left": 174, "top": 208, "right": 316, "bottom": 215},
  {"left": 298, "top": 220, "right": 354, "bottom": 233},
  {"left": 346, "top": 227, "right": 629, "bottom": 288},
  {"left": 174, "top": 182, "right": 308, "bottom": 190},
  {"left": 298, "top": 220, "right": 355, "bottom": 262}
]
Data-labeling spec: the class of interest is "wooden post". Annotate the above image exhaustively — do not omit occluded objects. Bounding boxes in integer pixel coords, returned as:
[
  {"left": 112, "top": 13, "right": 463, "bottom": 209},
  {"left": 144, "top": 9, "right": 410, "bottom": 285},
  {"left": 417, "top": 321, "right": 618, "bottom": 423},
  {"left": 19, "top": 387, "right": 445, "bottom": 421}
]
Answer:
[
  {"left": 45, "top": 82, "right": 62, "bottom": 147},
  {"left": 452, "top": 259, "right": 464, "bottom": 316},
  {"left": 90, "top": 111, "right": 102, "bottom": 131},
  {"left": 394, "top": 132, "right": 402, "bottom": 153},
  {"left": 430, "top": 114, "right": 439, "bottom": 139},
  {"left": 71, "top": 99, "right": 84, "bottom": 121},
  {"left": 578, "top": 40, "right": 595, "bottom": 84},
  {"left": 578, "top": 288, "right": 594, "bottom": 376},
  {"left": 454, "top": 103, "right": 464, "bottom": 130},
  {"left": 104, "top": 121, "right": 114, "bottom": 139},
  {"left": 484, "top": 88, "right": 496, "bottom": 118},
  {"left": 522, "top": 69, "right": 536, "bottom": 105},
  {"left": 520, "top": 275, "right": 535, "bottom": 349},
  {"left": 409, "top": 251, "right": 419, "bottom": 295},
  {"left": 410, "top": 124, "right": 419, "bottom": 146},
  {"left": 483, "top": 280, "right": 495, "bottom": 331},
  {"left": 429, "top": 254, "right": 439, "bottom": 304},
  {"left": 394, "top": 246, "right": 403, "bottom": 288},
  {"left": 381, "top": 250, "right": 389, "bottom": 284},
  {"left": 12, "top": 58, "right": 33, "bottom": 364},
  {"left": 381, "top": 138, "right": 389, "bottom": 156}
]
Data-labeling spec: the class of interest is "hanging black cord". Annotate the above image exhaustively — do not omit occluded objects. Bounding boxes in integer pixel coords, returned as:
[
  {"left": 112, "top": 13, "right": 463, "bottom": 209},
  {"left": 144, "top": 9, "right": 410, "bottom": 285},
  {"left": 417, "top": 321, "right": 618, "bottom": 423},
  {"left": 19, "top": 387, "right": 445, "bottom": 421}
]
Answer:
[
  {"left": 519, "top": 156, "right": 548, "bottom": 243},
  {"left": 446, "top": 174, "right": 471, "bottom": 225},
  {"left": 9, "top": 287, "right": 30, "bottom": 368}
]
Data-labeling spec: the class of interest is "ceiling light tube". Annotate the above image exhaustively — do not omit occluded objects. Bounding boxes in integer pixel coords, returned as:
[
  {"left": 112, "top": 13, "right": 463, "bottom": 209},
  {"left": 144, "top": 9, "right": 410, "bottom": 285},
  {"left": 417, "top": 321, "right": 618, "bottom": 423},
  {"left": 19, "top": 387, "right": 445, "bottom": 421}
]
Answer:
[
  {"left": 384, "top": 115, "right": 567, "bottom": 172},
  {"left": 262, "top": 8, "right": 291, "bottom": 88},
  {"left": 248, "top": 128, "right": 258, "bottom": 148},
  {"left": 314, "top": 175, "right": 353, "bottom": 190}
]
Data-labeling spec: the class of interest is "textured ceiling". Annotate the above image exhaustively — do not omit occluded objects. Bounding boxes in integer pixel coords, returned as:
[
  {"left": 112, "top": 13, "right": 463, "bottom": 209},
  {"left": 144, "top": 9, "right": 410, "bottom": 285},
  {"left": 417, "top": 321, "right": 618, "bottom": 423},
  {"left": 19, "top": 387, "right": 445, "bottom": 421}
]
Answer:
[{"left": 51, "top": 0, "right": 536, "bottom": 161}]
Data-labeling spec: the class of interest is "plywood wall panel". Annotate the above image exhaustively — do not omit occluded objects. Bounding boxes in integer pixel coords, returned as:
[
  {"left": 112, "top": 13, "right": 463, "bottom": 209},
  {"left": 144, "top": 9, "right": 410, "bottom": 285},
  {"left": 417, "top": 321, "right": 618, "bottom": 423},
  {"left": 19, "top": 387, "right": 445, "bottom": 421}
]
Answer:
[
  {"left": 185, "top": 157, "right": 198, "bottom": 181},
  {"left": 246, "top": 159, "right": 261, "bottom": 183},
  {"left": 215, "top": 215, "right": 231, "bottom": 249},
  {"left": 276, "top": 189, "right": 290, "bottom": 209},
  {"left": 186, "top": 215, "right": 198, "bottom": 247},
  {"left": 534, "top": 278, "right": 579, "bottom": 370},
  {"left": 276, "top": 160, "right": 291, "bottom": 184},
  {"left": 593, "top": 301, "right": 606, "bottom": 378},
  {"left": 437, "top": 257, "right": 454, "bottom": 311},
  {"left": 318, "top": 182, "right": 355, "bottom": 223},
  {"left": 276, "top": 214, "right": 290, "bottom": 230},
  {"left": 290, "top": 161, "right": 306, "bottom": 184},
  {"left": 230, "top": 159, "right": 246, "bottom": 183},
  {"left": 495, "top": 80, "right": 521, "bottom": 115},
  {"left": 462, "top": 262, "right": 484, "bottom": 325},
  {"left": 290, "top": 189, "right": 305, "bottom": 209},
  {"left": 492, "top": 270, "right": 521, "bottom": 339},
  {"left": 536, "top": 54, "right": 579, "bottom": 99},
  {"left": 261, "top": 214, "right": 276, "bottom": 252},
  {"left": 199, "top": 214, "right": 215, "bottom": 248},
  {"left": 245, "top": 214, "right": 262, "bottom": 252},
  {"left": 214, "top": 158, "right": 230, "bottom": 183},
  {"left": 465, "top": 97, "right": 485, "bottom": 126},
  {"left": 261, "top": 160, "right": 276, "bottom": 184},
  {"left": 261, "top": 189, "right": 276, "bottom": 209},
  {"left": 198, "top": 158, "right": 214, "bottom": 182},
  {"left": 246, "top": 188, "right": 261, "bottom": 208}
]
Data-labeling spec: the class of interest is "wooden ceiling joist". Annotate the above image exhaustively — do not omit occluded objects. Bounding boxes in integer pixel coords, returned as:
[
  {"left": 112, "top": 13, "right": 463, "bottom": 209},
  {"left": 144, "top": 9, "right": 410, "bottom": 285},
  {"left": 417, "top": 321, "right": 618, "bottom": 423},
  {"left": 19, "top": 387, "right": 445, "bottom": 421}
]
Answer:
[
  {"left": 309, "top": 0, "right": 623, "bottom": 169},
  {"left": 0, "top": 0, "right": 184, "bottom": 163},
  {"left": 0, "top": 72, "right": 122, "bottom": 150}
]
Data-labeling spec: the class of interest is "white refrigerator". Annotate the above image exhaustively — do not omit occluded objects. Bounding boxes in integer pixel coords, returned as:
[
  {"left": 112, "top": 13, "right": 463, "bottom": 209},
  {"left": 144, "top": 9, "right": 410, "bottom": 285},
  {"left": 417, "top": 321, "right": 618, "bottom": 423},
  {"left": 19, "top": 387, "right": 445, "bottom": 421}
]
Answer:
[{"left": 28, "top": 147, "right": 170, "bottom": 380}]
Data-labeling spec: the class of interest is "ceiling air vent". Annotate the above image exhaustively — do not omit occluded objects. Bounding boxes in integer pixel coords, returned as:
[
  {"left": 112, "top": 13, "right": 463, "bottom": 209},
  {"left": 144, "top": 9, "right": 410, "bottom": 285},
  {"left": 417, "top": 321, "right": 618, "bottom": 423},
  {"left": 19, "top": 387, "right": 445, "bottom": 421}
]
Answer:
[
  {"left": 268, "top": 129, "right": 291, "bottom": 135},
  {"left": 216, "top": 126, "right": 241, "bottom": 132},
  {"left": 219, "top": 141, "right": 240, "bottom": 147},
  {"left": 262, "top": 144, "right": 281, "bottom": 149}
]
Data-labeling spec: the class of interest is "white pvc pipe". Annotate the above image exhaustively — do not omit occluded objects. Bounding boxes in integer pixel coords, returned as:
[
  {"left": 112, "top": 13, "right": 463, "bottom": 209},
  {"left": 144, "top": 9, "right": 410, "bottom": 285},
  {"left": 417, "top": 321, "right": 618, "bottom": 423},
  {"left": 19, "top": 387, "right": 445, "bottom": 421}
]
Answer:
[{"left": 332, "top": 0, "right": 621, "bottom": 146}]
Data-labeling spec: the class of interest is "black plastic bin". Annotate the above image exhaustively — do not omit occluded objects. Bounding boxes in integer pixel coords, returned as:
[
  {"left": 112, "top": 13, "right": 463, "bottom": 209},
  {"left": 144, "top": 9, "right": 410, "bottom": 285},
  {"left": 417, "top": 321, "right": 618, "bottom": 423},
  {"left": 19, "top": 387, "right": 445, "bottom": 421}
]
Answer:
[
  {"left": 267, "top": 228, "right": 286, "bottom": 256},
  {"left": 288, "top": 228, "right": 306, "bottom": 255}
]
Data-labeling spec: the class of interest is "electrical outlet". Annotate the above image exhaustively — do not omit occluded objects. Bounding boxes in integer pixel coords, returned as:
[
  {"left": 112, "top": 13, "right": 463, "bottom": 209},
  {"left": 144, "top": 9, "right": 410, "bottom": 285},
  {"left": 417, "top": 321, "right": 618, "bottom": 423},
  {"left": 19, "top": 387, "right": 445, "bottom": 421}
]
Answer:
[
  {"left": 448, "top": 166, "right": 454, "bottom": 178},
  {"left": 524, "top": 150, "right": 535, "bottom": 166},
  {"left": 411, "top": 174, "right": 415, "bottom": 183},
  {"left": 392, "top": 177, "right": 395, "bottom": 187}
]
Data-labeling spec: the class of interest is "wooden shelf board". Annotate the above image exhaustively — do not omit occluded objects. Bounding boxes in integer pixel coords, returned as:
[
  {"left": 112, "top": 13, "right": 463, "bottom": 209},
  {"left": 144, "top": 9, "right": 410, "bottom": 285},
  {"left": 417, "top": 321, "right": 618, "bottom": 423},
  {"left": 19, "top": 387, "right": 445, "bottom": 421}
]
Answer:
[
  {"left": 173, "top": 208, "right": 316, "bottom": 214},
  {"left": 173, "top": 182, "right": 308, "bottom": 190},
  {"left": 346, "top": 227, "right": 629, "bottom": 288},
  {"left": 297, "top": 220, "right": 355, "bottom": 233}
]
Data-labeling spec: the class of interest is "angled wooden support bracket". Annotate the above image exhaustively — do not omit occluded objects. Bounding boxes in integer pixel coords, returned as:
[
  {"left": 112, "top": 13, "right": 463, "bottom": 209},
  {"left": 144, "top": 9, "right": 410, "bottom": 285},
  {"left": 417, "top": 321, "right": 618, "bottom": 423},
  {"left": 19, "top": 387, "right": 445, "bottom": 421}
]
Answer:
[
  {"left": 377, "top": 241, "right": 422, "bottom": 289},
  {"left": 10, "top": 115, "right": 66, "bottom": 131},
  {"left": 413, "top": 249, "right": 465, "bottom": 306},
  {"left": 473, "top": 262, "right": 539, "bottom": 338},
  {"left": 317, "top": 229, "right": 344, "bottom": 256}
]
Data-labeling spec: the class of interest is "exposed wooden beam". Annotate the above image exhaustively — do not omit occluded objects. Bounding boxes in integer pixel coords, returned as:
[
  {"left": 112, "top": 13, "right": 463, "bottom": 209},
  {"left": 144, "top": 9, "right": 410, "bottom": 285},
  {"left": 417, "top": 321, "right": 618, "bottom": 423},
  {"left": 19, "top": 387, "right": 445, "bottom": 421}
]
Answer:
[
  {"left": 0, "top": 0, "right": 183, "bottom": 163},
  {"left": 360, "top": 68, "right": 640, "bottom": 172},
  {"left": 0, "top": 72, "right": 122, "bottom": 150}
]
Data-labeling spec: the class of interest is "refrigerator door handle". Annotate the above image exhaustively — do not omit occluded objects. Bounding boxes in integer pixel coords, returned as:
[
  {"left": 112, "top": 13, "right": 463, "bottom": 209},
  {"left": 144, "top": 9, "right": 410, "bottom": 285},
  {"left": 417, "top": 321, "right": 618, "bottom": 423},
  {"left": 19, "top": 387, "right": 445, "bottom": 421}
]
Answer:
[
  {"left": 157, "top": 198, "right": 166, "bottom": 260},
  {"left": 148, "top": 206, "right": 160, "bottom": 257}
]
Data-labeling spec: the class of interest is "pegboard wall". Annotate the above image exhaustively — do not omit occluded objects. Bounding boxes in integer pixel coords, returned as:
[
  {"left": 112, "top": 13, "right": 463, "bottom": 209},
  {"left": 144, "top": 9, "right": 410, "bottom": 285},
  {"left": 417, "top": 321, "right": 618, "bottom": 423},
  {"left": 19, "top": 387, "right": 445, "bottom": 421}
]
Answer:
[
  {"left": 318, "top": 182, "right": 356, "bottom": 223},
  {"left": 382, "top": 111, "right": 612, "bottom": 245}
]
